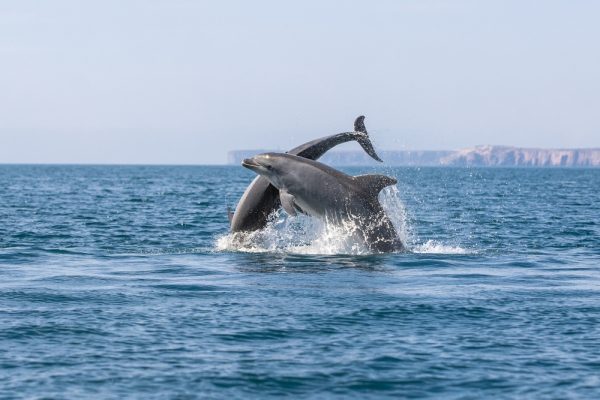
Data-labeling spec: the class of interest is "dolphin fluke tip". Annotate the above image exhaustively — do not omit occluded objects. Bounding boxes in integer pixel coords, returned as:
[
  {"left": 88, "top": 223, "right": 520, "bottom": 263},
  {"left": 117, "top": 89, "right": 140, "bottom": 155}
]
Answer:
[
  {"left": 354, "top": 115, "right": 367, "bottom": 133},
  {"left": 357, "top": 135, "right": 383, "bottom": 162}
]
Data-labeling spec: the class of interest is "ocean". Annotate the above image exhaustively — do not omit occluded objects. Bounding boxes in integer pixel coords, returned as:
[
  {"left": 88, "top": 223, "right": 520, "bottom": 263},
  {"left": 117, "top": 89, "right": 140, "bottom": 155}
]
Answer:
[{"left": 1, "top": 165, "right": 599, "bottom": 399}]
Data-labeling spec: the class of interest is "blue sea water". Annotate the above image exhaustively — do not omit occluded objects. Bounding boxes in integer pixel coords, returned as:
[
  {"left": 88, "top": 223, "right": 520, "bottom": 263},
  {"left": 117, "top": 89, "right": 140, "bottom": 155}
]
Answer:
[{"left": 1, "top": 165, "right": 599, "bottom": 399}]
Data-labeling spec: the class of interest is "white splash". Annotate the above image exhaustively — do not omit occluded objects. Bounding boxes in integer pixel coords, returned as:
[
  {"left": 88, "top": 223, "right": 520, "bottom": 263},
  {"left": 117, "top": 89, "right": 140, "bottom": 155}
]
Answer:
[
  {"left": 379, "top": 185, "right": 413, "bottom": 246},
  {"left": 412, "top": 240, "right": 471, "bottom": 254},
  {"left": 216, "top": 213, "right": 372, "bottom": 255},
  {"left": 216, "top": 185, "right": 470, "bottom": 255}
]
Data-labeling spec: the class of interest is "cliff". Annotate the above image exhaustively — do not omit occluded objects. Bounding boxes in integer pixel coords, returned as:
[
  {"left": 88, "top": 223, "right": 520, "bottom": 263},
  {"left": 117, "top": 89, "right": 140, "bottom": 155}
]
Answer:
[
  {"left": 228, "top": 146, "right": 600, "bottom": 167},
  {"left": 440, "top": 146, "right": 600, "bottom": 167}
]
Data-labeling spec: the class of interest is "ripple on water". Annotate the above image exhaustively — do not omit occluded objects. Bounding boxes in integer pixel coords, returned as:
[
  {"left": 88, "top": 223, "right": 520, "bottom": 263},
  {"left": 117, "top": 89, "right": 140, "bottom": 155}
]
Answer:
[{"left": 1, "top": 166, "right": 600, "bottom": 398}]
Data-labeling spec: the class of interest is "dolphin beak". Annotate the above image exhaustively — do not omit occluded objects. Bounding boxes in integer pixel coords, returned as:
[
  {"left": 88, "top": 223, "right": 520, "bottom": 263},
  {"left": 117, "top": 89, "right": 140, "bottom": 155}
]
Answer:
[{"left": 242, "top": 158, "right": 261, "bottom": 169}]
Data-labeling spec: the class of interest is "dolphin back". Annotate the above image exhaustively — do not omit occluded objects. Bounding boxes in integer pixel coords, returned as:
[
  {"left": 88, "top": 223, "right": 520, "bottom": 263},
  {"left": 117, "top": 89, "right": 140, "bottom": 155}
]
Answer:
[{"left": 229, "top": 176, "right": 280, "bottom": 232}]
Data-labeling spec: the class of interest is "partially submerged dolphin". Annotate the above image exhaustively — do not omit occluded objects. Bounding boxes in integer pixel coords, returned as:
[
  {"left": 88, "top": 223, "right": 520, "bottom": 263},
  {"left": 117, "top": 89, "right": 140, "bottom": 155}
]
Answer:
[
  {"left": 242, "top": 153, "right": 404, "bottom": 253},
  {"left": 229, "top": 116, "right": 382, "bottom": 232}
]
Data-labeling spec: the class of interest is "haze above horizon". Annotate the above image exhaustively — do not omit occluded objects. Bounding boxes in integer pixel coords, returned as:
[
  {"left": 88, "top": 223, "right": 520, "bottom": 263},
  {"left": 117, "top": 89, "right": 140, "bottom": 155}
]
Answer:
[{"left": 1, "top": 1, "right": 599, "bottom": 165}]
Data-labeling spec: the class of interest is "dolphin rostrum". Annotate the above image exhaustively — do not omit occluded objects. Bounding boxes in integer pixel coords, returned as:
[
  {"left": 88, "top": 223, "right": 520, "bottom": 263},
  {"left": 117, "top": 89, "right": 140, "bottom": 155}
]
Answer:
[
  {"left": 229, "top": 116, "right": 383, "bottom": 232},
  {"left": 241, "top": 153, "right": 404, "bottom": 253}
]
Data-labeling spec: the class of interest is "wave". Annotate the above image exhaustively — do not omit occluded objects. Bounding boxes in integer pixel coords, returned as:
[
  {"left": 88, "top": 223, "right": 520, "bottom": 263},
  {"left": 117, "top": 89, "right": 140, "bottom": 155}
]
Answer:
[{"left": 411, "top": 240, "right": 472, "bottom": 255}]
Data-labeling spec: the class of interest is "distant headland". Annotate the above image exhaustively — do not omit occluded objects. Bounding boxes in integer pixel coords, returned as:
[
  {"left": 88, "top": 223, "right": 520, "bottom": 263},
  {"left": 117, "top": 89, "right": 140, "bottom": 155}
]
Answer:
[{"left": 228, "top": 146, "right": 600, "bottom": 167}]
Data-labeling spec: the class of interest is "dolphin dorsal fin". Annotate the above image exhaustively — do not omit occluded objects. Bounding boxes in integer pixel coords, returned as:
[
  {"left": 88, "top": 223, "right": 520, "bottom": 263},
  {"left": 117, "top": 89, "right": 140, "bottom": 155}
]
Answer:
[{"left": 353, "top": 174, "right": 397, "bottom": 195}]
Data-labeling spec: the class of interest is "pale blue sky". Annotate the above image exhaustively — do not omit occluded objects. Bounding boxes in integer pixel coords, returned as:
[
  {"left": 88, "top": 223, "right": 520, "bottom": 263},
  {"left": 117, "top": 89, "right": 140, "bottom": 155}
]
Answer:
[{"left": 1, "top": 0, "right": 599, "bottom": 164}]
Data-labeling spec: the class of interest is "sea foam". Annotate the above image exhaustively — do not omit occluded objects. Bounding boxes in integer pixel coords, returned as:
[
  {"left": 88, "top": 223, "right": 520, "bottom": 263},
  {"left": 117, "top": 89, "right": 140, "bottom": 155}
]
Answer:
[{"left": 216, "top": 186, "right": 469, "bottom": 255}]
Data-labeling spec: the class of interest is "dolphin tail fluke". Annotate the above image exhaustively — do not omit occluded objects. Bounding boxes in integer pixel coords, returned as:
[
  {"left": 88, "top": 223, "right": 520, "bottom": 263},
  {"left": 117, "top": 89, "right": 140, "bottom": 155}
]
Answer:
[
  {"left": 354, "top": 115, "right": 367, "bottom": 133},
  {"left": 356, "top": 134, "right": 383, "bottom": 162},
  {"left": 353, "top": 116, "right": 383, "bottom": 162}
]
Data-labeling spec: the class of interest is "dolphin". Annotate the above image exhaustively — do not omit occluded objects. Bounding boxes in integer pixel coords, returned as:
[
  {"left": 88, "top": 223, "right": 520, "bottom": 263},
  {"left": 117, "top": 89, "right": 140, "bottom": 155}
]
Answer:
[
  {"left": 229, "top": 116, "right": 383, "bottom": 232},
  {"left": 241, "top": 153, "right": 404, "bottom": 253}
]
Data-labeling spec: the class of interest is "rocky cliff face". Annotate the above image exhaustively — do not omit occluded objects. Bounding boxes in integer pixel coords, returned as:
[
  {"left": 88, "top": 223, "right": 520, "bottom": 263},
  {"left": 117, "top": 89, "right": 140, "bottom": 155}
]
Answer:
[
  {"left": 228, "top": 146, "right": 600, "bottom": 166},
  {"left": 440, "top": 146, "right": 600, "bottom": 167}
]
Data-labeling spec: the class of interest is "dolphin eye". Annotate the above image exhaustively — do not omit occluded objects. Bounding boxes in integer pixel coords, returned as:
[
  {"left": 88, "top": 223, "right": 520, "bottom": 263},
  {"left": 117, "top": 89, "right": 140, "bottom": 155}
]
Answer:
[{"left": 266, "top": 165, "right": 273, "bottom": 170}]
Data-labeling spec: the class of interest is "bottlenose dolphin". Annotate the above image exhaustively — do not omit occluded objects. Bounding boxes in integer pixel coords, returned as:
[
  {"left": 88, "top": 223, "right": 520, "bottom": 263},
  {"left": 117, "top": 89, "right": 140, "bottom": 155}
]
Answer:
[
  {"left": 241, "top": 153, "right": 404, "bottom": 253},
  {"left": 229, "top": 116, "right": 382, "bottom": 232}
]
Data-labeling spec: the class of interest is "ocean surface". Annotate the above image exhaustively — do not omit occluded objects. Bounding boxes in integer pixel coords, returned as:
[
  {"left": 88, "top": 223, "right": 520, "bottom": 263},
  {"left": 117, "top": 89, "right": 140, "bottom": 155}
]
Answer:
[{"left": 1, "top": 165, "right": 599, "bottom": 399}]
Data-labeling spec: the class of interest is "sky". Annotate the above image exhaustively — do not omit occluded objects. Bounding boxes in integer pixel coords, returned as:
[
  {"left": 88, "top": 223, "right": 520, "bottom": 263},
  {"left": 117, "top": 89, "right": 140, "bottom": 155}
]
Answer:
[{"left": 1, "top": 0, "right": 599, "bottom": 164}]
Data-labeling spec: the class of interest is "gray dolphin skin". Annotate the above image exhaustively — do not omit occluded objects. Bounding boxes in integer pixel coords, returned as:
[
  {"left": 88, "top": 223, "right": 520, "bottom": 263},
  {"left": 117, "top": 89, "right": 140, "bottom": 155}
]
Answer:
[
  {"left": 241, "top": 153, "right": 404, "bottom": 253},
  {"left": 229, "top": 116, "right": 383, "bottom": 232}
]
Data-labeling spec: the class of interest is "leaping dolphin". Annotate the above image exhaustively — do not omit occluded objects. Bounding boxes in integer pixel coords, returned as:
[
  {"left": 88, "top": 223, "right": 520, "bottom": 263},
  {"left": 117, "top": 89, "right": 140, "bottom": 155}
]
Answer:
[
  {"left": 229, "top": 116, "right": 383, "bottom": 232},
  {"left": 241, "top": 153, "right": 404, "bottom": 253}
]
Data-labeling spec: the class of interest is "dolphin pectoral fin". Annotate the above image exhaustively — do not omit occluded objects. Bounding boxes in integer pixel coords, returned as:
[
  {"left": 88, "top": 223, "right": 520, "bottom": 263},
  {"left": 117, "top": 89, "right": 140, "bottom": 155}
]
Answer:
[
  {"left": 354, "top": 174, "right": 398, "bottom": 196},
  {"left": 279, "top": 190, "right": 298, "bottom": 216}
]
